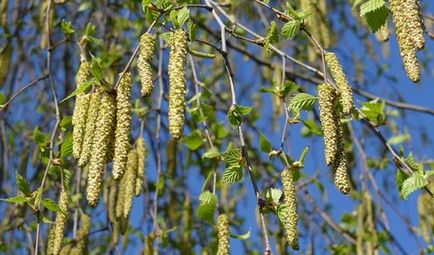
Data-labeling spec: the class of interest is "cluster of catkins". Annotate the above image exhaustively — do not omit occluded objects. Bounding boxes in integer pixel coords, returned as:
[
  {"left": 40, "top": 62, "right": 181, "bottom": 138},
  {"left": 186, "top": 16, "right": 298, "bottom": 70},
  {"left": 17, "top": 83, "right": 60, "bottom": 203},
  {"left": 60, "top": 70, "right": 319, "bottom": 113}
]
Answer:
[
  {"left": 72, "top": 60, "right": 149, "bottom": 207},
  {"left": 389, "top": 0, "right": 425, "bottom": 82},
  {"left": 317, "top": 52, "right": 354, "bottom": 195}
]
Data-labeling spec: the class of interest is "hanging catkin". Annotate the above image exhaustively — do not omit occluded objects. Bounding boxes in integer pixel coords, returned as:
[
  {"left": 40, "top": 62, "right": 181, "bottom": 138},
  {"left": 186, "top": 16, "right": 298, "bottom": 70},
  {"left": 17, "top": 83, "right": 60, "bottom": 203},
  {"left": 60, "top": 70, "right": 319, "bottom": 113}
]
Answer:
[
  {"left": 47, "top": 190, "right": 70, "bottom": 255},
  {"left": 324, "top": 52, "right": 354, "bottom": 115},
  {"left": 117, "top": 149, "right": 137, "bottom": 219},
  {"left": 86, "top": 92, "right": 116, "bottom": 207},
  {"left": 72, "top": 60, "right": 92, "bottom": 159},
  {"left": 78, "top": 92, "right": 102, "bottom": 166},
  {"left": 168, "top": 30, "right": 188, "bottom": 140},
  {"left": 317, "top": 83, "right": 340, "bottom": 165},
  {"left": 406, "top": 0, "right": 425, "bottom": 50},
  {"left": 113, "top": 72, "right": 132, "bottom": 180},
  {"left": 134, "top": 137, "right": 147, "bottom": 196},
  {"left": 333, "top": 128, "right": 351, "bottom": 194},
  {"left": 390, "top": 0, "right": 421, "bottom": 82},
  {"left": 281, "top": 168, "right": 300, "bottom": 250},
  {"left": 72, "top": 94, "right": 91, "bottom": 159},
  {"left": 138, "top": 33, "right": 155, "bottom": 97},
  {"left": 217, "top": 214, "right": 230, "bottom": 255},
  {"left": 69, "top": 213, "right": 91, "bottom": 255}
]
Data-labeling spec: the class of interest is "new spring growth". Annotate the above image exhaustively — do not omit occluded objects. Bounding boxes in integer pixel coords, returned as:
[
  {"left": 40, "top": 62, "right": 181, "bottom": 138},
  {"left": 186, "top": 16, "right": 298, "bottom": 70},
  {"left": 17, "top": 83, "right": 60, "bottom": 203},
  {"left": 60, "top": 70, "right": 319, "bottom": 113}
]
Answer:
[
  {"left": 390, "top": 0, "right": 421, "bottom": 82},
  {"left": 113, "top": 72, "right": 132, "bottom": 180},
  {"left": 69, "top": 213, "right": 91, "bottom": 255},
  {"left": 87, "top": 93, "right": 116, "bottom": 207},
  {"left": 72, "top": 60, "right": 92, "bottom": 159},
  {"left": 48, "top": 190, "right": 70, "bottom": 255},
  {"left": 135, "top": 137, "right": 147, "bottom": 196},
  {"left": 168, "top": 30, "right": 188, "bottom": 140},
  {"left": 78, "top": 92, "right": 101, "bottom": 166},
  {"left": 324, "top": 52, "right": 354, "bottom": 115},
  {"left": 333, "top": 127, "right": 351, "bottom": 194},
  {"left": 121, "top": 149, "right": 138, "bottom": 219},
  {"left": 317, "top": 83, "right": 340, "bottom": 165},
  {"left": 281, "top": 168, "right": 300, "bottom": 250},
  {"left": 217, "top": 214, "right": 230, "bottom": 255},
  {"left": 138, "top": 33, "right": 155, "bottom": 97}
]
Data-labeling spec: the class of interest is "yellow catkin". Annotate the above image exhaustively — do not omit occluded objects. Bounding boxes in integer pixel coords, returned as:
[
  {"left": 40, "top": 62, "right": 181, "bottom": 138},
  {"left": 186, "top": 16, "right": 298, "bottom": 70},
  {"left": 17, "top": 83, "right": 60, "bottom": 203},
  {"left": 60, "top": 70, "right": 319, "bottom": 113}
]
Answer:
[
  {"left": 281, "top": 168, "right": 299, "bottom": 250},
  {"left": 138, "top": 33, "right": 155, "bottom": 97},
  {"left": 217, "top": 214, "right": 230, "bottom": 255},
  {"left": 317, "top": 83, "right": 340, "bottom": 165},
  {"left": 120, "top": 149, "right": 137, "bottom": 219},
  {"left": 406, "top": 0, "right": 425, "bottom": 50},
  {"left": 113, "top": 72, "right": 132, "bottom": 180},
  {"left": 418, "top": 193, "right": 434, "bottom": 243},
  {"left": 86, "top": 92, "right": 116, "bottom": 207},
  {"left": 168, "top": 30, "right": 188, "bottom": 140},
  {"left": 69, "top": 213, "right": 91, "bottom": 255},
  {"left": 390, "top": 0, "right": 420, "bottom": 82},
  {"left": 49, "top": 190, "right": 70, "bottom": 255},
  {"left": 333, "top": 128, "right": 351, "bottom": 194},
  {"left": 135, "top": 137, "right": 147, "bottom": 196},
  {"left": 78, "top": 92, "right": 102, "bottom": 166},
  {"left": 72, "top": 94, "right": 91, "bottom": 159},
  {"left": 0, "top": 43, "right": 12, "bottom": 88},
  {"left": 324, "top": 52, "right": 354, "bottom": 115}
]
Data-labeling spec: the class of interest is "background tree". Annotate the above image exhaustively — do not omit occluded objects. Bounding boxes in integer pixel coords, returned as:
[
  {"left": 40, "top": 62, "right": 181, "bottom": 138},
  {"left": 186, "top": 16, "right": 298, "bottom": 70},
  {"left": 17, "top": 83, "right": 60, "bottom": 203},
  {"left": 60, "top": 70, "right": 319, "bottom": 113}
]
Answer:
[{"left": 0, "top": 0, "right": 434, "bottom": 254}]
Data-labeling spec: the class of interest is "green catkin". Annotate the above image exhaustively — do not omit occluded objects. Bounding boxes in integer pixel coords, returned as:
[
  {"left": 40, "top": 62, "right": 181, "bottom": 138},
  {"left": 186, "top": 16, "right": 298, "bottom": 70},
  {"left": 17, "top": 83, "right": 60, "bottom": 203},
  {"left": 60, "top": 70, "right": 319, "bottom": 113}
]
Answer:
[
  {"left": 121, "top": 149, "right": 137, "bottom": 218},
  {"left": 0, "top": 43, "right": 12, "bottom": 88},
  {"left": 138, "top": 33, "right": 155, "bottom": 97},
  {"left": 78, "top": 92, "right": 102, "bottom": 166},
  {"left": 281, "top": 168, "right": 300, "bottom": 250},
  {"left": 72, "top": 94, "right": 91, "bottom": 159},
  {"left": 406, "top": 0, "right": 425, "bottom": 50},
  {"left": 333, "top": 127, "right": 351, "bottom": 194},
  {"left": 49, "top": 191, "right": 70, "bottom": 255},
  {"left": 418, "top": 193, "right": 434, "bottom": 243},
  {"left": 135, "top": 137, "right": 147, "bottom": 196},
  {"left": 317, "top": 83, "right": 340, "bottom": 165},
  {"left": 390, "top": 0, "right": 421, "bottom": 82},
  {"left": 69, "top": 213, "right": 91, "bottom": 255},
  {"left": 324, "top": 52, "right": 354, "bottom": 115},
  {"left": 86, "top": 92, "right": 116, "bottom": 207},
  {"left": 113, "top": 72, "right": 132, "bottom": 180},
  {"left": 217, "top": 214, "right": 230, "bottom": 255},
  {"left": 168, "top": 30, "right": 188, "bottom": 140}
]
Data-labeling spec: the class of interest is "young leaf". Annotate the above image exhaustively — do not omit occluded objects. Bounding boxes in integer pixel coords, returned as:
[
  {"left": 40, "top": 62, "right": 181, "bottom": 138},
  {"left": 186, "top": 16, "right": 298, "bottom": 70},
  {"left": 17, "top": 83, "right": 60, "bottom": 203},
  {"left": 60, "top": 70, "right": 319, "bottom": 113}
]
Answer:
[
  {"left": 60, "top": 133, "right": 73, "bottom": 158},
  {"left": 230, "top": 230, "right": 251, "bottom": 240},
  {"left": 281, "top": 20, "right": 301, "bottom": 39},
  {"left": 177, "top": 6, "right": 190, "bottom": 28},
  {"left": 182, "top": 130, "right": 203, "bottom": 150},
  {"left": 259, "top": 133, "right": 273, "bottom": 153},
  {"left": 227, "top": 104, "right": 252, "bottom": 127},
  {"left": 41, "top": 198, "right": 61, "bottom": 213},
  {"left": 196, "top": 191, "right": 218, "bottom": 223},
  {"left": 400, "top": 173, "right": 428, "bottom": 199},
  {"left": 0, "top": 196, "right": 29, "bottom": 203},
  {"left": 203, "top": 148, "right": 220, "bottom": 159},
  {"left": 16, "top": 172, "right": 30, "bottom": 196},
  {"left": 359, "top": 0, "right": 385, "bottom": 16},
  {"left": 288, "top": 93, "right": 317, "bottom": 112},
  {"left": 222, "top": 165, "right": 243, "bottom": 184},
  {"left": 363, "top": 5, "right": 389, "bottom": 32}
]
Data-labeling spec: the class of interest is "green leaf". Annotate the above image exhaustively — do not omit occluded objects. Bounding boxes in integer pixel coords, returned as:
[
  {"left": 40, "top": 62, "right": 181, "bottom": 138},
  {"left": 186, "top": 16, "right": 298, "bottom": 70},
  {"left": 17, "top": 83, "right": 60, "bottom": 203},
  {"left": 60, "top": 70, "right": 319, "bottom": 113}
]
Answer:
[
  {"left": 41, "top": 198, "right": 61, "bottom": 213},
  {"left": 265, "top": 188, "right": 282, "bottom": 205},
  {"left": 363, "top": 5, "right": 389, "bottom": 32},
  {"left": 222, "top": 146, "right": 242, "bottom": 166},
  {"left": 0, "top": 92, "right": 5, "bottom": 104},
  {"left": 359, "top": 0, "right": 385, "bottom": 16},
  {"left": 259, "top": 133, "right": 273, "bottom": 153},
  {"left": 396, "top": 170, "right": 407, "bottom": 194},
  {"left": 196, "top": 191, "right": 218, "bottom": 223},
  {"left": 400, "top": 173, "right": 428, "bottom": 199},
  {"left": 33, "top": 127, "right": 49, "bottom": 147},
  {"left": 230, "top": 230, "right": 251, "bottom": 240},
  {"left": 60, "top": 20, "right": 75, "bottom": 35},
  {"left": 61, "top": 133, "right": 73, "bottom": 158},
  {"left": 288, "top": 93, "right": 317, "bottom": 112},
  {"left": 388, "top": 134, "right": 410, "bottom": 145},
  {"left": 16, "top": 172, "right": 30, "bottom": 196},
  {"left": 0, "top": 196, "right": 29, "bottom": 203},
  {"left": 60, "top": 116, "right": 72, "bottom": 129},
  {"left": 203, "top": 148, "right": 220, "bottom": 159},
  {"left": 182, "top": 130, "right": 203, "bottom": 150},
  {"left": 281, "top": 20, "right": 301, "bottom": 39},
  {"left": 177, "top": 6, "right": 190, "bottom": 28},
  {"left": 222, "top": 165, "right": 243, "bottom": 184},
  {"left": 276, "top": 204, "right": 289, "bottom": 224},
  {"left": 227, "top": 105, "right": 252, "bottom": 127},
  {"left": 302, "top": 120, "right": 323, "bottom": 136},
  {"left": 60, "top": 80, "right": 94, "bottom": 103},
  {"left": 360, "top": 100, "right": 386, "bottom": 125},
  {"left": 298, "top": 146, "right": 310, "bottom": 164}
]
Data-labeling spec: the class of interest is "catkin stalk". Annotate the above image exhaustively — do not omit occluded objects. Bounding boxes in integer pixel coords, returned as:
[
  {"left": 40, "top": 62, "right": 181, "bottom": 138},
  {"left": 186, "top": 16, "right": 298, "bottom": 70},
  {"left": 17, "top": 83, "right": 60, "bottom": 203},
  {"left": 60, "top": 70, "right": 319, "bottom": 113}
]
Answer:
[
  {"left": 168, "top": 30, "right": 188, "bottom": 140},
  {"left": 138, "top": 33, "right": 155, "bottom": 97},
  {"left": 281, "top": 168, "right": 299, "bottom": 250},
  {"left": 324, "top": 52, "right": 354, "bottom": 115},
  {"left": 317, "top": 83, "right": 340, "bottom": 165},
  {"left": 390, "top": 0, "right": 421, "bottom": 82},
  {"left": 135, "top": 137, "right": 147, "bottom": 196},
  {"left": 48, "top": 191, "right": 70, "bottom": 255},
  {"left": 217, "top": 214, "right": 230, "bottom": 255},
  {"left": 78, "top": 92, "right": 101, "bottom": 166},
  {"left": 113, "top": 72, "right": 132, "bottom": 180},
  {"left": 86, "top": 92, "right": 116, "bottom": 207}
]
